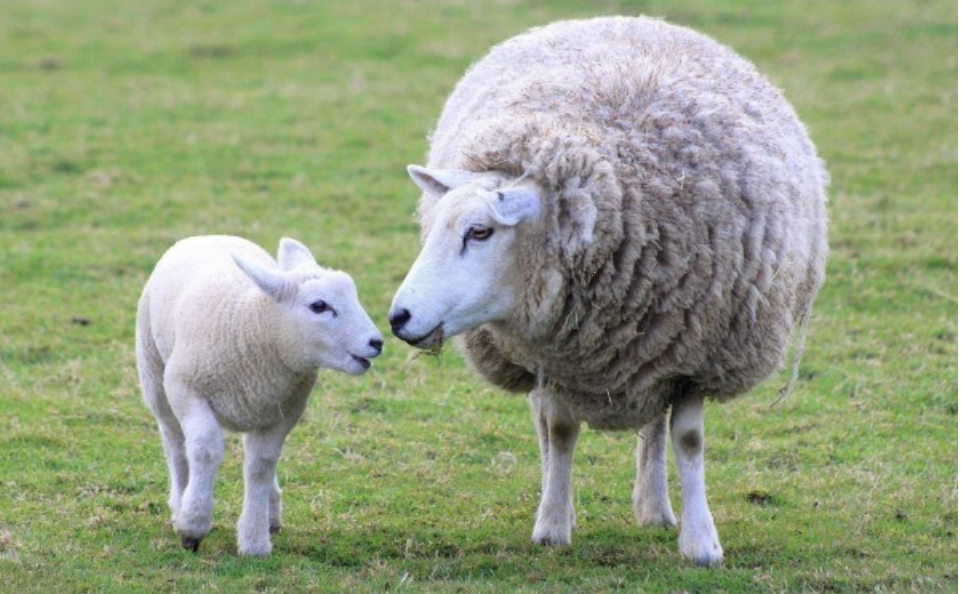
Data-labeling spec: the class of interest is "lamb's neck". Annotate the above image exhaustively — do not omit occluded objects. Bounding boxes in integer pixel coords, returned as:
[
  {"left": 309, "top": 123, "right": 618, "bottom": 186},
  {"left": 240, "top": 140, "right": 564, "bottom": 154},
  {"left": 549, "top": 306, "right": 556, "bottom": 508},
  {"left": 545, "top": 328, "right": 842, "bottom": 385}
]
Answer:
[{"left": 227, "top": 291, "right": 308, "bottom": 389}]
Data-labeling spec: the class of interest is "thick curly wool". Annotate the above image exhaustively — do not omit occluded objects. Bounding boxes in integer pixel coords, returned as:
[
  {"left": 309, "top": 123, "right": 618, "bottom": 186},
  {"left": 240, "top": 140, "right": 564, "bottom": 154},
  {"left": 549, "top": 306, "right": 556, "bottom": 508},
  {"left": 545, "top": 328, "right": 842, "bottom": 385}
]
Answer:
[{"left": 419, "top": 17, "right": 828, "bottom": 430}]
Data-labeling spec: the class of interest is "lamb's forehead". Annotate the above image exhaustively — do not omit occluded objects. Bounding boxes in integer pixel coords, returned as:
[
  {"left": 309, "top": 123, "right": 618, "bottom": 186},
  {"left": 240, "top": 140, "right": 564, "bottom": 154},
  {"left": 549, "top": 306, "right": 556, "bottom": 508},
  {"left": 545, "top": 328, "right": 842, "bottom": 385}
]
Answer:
[{"left": 293, "top": 268, "right": 356, "bottom": 297}]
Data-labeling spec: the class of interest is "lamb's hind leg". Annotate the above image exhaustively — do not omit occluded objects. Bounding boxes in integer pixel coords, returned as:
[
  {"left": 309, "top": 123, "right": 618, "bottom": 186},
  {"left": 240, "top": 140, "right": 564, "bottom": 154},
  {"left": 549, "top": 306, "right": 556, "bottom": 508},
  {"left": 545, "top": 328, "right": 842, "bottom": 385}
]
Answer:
[
  {"left": 633, "top": 410, "right": 676, "bottom": 527},
  {"left": 530, "top": 391, "right": 580, "bottom": 546},
  {"left": 671, "top": 393, "right": 723, "bottom": 566},
  {"left": 158, "top": 418, "right": 189, "bottom": 520}
]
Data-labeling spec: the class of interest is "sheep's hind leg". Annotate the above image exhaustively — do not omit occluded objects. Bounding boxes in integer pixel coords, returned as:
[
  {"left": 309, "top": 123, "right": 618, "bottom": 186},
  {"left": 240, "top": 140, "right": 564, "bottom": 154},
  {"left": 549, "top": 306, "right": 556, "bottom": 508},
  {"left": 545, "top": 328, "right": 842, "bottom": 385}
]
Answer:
[
  {"left": 633, "top": 410, "right": 676, "bottom": 527},
  {"left": 530, "top": 392, "right": 580, "bottom": 546},
  {"left": 169, "top": 392, "right": 224, "bottom": 552},
  {"left": 671, "top": 393, "right": 723, "bottom": 566}
]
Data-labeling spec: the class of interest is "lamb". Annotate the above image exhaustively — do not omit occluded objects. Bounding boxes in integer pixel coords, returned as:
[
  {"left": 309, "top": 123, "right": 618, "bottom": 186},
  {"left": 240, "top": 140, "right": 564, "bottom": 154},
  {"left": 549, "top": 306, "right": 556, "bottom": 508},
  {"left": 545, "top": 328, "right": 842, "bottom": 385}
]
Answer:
[
  {"left": 136, "top": 235, "right": 383, "bottom": 556},
  {"left": 389, "top": 16, "right": 828, "bottom": 566}
]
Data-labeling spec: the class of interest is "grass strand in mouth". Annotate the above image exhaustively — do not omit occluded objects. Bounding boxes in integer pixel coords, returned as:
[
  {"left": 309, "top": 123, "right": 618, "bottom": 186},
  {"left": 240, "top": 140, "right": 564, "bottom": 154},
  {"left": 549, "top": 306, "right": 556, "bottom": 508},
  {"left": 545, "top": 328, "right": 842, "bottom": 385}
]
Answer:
[{"left": 407, "top": 325, "right": 445, "bottom": 361}]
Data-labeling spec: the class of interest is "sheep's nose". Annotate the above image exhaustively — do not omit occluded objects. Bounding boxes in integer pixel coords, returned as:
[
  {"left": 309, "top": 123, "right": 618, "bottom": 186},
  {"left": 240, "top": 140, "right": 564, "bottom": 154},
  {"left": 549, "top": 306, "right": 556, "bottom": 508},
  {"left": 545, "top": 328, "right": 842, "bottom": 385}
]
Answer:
[
  {"left": 369, "top": 338, "right": 383, "bottom": 355},
  {"left": 389, "top": 308, "right": 411, "bottom": 334}
]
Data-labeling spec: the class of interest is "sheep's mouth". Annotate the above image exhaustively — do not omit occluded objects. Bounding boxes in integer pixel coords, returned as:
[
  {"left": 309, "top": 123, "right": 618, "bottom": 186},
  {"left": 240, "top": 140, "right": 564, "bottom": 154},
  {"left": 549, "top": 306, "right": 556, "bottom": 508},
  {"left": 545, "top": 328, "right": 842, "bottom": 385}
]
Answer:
[
  {"left": 350, "top": 355, "right": 371, "bottom": 370},
  {"left": 405, "top": 323, "right": 445, "bottom": 351}
]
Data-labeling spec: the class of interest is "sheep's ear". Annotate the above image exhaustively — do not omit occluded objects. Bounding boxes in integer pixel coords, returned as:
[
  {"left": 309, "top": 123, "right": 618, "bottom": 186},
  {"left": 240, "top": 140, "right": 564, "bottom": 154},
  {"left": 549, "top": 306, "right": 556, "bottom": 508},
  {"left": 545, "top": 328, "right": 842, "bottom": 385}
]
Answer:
[
  {"left": 277, "top": 237, "right": 316, "bottom": 271},
  {"left": 231, "top": 252, "right": 293, "bottom": 302},
  {"left": 481, "top": 188, "right": 541, "bottom": 227},
  {"left": 407, "top": 165, "right": 480, "bottom": 198}
]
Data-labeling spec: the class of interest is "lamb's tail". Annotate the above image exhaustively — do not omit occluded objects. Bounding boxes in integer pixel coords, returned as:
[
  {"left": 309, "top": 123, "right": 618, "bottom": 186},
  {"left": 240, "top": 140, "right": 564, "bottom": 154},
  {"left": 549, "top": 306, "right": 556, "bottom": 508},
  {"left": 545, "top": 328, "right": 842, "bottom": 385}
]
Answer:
[{"left": 770, "top": 302, "right": 813, "bottom": 408}]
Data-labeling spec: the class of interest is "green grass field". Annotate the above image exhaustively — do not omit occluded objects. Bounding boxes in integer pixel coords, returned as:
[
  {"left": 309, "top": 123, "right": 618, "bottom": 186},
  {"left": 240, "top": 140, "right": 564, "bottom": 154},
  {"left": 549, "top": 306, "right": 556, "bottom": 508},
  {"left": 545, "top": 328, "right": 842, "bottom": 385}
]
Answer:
[{"left": 0, "top": 0, "right": 956, "bottom": 591}]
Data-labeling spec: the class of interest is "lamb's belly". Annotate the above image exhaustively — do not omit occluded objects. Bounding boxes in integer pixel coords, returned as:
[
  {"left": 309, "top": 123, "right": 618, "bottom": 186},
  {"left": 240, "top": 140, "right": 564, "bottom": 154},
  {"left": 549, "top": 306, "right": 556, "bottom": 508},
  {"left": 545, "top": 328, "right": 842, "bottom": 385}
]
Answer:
[{"left": 556, "top": 389, "right": 668, "bottom": 431}]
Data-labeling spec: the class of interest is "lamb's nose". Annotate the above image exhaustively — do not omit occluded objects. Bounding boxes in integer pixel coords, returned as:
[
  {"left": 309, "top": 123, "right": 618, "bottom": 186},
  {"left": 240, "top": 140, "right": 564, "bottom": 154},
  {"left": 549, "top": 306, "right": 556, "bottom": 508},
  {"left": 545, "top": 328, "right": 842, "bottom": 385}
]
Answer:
[
  {"left": 369, "top": 338, "right": 383, "bottom": 355},
  {"left": 389, "top": 308, "right": 411, "bottom": 334}
]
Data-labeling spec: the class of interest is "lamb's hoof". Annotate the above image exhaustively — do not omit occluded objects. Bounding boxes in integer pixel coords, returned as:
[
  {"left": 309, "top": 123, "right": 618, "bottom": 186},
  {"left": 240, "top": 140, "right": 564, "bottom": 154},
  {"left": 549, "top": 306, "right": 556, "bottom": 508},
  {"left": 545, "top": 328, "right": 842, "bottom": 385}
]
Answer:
[
  {"left": 180, "top": 535, "right": 202, "bottom": 552},
  {"left": 269, "top": 524, "right": 282, "bottom": 535}
]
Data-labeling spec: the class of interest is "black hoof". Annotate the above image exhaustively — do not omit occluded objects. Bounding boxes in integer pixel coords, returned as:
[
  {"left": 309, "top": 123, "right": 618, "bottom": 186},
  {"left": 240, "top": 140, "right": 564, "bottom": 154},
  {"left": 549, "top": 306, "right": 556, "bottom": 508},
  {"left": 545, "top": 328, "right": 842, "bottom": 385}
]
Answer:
[
  {"left": 180, "top": 535, "right": 202, "bottom": 552},
  {"left": 269, "top": 524, "right": 282, "bottom": 535}
]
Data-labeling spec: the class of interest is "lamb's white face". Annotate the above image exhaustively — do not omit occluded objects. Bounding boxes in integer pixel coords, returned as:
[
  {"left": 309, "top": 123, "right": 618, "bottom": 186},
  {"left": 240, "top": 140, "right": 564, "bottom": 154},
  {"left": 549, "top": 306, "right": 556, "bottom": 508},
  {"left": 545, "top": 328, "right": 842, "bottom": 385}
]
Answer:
[
  {"left": 390, "top": 166, "right": 540, "bottom": 349},
  {"left": 285, "top": 272, "right": 383, "bottom": 375},
  {"left": 232, "top": 239, "right": 383, "bottom": 375}
]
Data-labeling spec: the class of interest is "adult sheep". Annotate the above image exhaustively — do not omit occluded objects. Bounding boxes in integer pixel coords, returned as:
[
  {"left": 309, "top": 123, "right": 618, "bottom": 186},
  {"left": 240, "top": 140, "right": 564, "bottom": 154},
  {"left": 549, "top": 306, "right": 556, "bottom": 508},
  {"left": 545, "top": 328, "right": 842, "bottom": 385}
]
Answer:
[{"left": 389, "top": 16, "right": 828, "bottom": 566}]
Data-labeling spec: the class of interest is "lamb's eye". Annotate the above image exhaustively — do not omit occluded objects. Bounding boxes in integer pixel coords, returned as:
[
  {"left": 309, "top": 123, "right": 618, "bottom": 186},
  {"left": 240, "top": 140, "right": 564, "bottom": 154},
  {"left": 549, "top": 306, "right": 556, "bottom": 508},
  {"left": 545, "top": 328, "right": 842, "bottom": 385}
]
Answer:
[
  {"left": 309, "top": 300, "right": 332, "bottom": 315},
  {"left": 468, "top": 226, "right": 494, "bottom": 241}
]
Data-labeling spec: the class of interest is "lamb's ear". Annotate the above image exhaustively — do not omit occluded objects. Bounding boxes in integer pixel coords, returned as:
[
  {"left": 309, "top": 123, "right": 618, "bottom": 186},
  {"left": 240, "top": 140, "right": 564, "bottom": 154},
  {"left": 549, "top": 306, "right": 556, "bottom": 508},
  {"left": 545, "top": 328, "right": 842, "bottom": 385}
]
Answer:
[
  {"left": 231, "top": 252, "right": 293, "bottom": 302},
  {"left": 407, "top": 165, "right": 481, "bottom": 198},
  {"left": 277, "top": 237, "right": 316, "bottom": 271},
  {"left": 481, "top": 188, "right": 541, "bottom": 227}
]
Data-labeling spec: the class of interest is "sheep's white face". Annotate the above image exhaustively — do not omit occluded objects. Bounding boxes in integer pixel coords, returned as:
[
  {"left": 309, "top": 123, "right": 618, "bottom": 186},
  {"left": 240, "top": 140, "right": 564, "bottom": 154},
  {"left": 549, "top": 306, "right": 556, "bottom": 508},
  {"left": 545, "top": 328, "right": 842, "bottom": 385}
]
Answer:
[
  {"left": 232, "top": 239, "right": 383, "bottom": 375},
  {"left": 390, "top": 166, "right": 540, "bottom": 349}
]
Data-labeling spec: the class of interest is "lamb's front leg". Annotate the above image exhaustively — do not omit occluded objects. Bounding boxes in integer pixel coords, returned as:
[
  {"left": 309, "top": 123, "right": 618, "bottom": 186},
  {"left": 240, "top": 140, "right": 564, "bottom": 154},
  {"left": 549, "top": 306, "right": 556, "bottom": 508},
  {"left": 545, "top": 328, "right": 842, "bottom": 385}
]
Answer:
[
  {"left": 671, "top": 393, "right": 723, "bottom": 566},
  {"left": 237, "top": 424, "right": 293, "bottom": 556},
  {"left": 530, "top": 392, "right": 580, "bottom": 546},
  {"left": 633, "top": 410, "right": 677, "bottom": 527},
  {"left": 237, "top": 395, "right": 305, "bottom": 556}
]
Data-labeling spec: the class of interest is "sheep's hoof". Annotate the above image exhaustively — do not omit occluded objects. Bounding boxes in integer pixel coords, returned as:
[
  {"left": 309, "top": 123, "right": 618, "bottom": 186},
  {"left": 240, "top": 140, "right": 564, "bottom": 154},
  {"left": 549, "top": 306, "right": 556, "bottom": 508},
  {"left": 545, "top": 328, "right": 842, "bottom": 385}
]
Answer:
[
  {"left": 238, "top": 541, "right": 272, "bottom": 557},
  {"left": 634, "top": 507, "right": 678, "bottom": 528},
  {"left": 531, "top": 519, "right": 572, "bottom": 546},
  {"left": 679, "top": 531, "right": 723, "bottom": 567},
  {"left": 180, "top": 535, "right": 202, "bottom": 552},
  {"left": 269, "top": 524, "right": 282, "bottom": 534},
  {"left": 532, "top": 533, "right": 571, "bottom": 547}
]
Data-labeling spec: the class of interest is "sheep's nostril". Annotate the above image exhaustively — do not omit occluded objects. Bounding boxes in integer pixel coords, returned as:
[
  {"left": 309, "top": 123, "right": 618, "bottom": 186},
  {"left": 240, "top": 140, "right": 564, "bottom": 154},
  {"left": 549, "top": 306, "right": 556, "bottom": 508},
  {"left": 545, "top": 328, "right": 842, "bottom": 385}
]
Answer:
[
  {"left": 389, "top": 308, "right": 411, "bottom": 333},
  {"left": 369, "top": 338, "right": 383, "bottom": 354}
]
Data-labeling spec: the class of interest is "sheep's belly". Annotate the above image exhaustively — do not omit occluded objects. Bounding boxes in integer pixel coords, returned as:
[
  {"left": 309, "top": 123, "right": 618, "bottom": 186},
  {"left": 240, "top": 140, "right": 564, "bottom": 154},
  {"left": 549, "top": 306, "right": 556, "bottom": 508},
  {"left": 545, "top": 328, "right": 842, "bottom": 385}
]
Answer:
[{"left": 555, "top": 388, "right": 669, "bottom": 431}]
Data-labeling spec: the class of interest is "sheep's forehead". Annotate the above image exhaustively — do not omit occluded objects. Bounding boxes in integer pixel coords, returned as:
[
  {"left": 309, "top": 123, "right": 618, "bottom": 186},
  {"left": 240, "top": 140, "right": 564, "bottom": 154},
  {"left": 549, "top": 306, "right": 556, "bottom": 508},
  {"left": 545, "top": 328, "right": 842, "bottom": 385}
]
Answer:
[{"left": 437, "top": 187, "right": 492, "bottom": 229}]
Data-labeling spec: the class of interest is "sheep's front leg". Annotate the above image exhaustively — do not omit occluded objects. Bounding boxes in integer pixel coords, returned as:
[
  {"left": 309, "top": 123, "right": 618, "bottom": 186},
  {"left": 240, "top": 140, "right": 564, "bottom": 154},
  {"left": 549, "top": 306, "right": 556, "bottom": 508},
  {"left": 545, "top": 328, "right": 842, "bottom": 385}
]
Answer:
[
  {"left": 671, "top": 394, "right": 723, "bottom": 566},
  {"left": 530, "top": 391, "right": 580, "bottom": 546},
  {"left": 171, "top": 395, "right": 224, "bottom": 552},
  {"left": 633, "top": 410, "right": 676, "bottom": 527}
]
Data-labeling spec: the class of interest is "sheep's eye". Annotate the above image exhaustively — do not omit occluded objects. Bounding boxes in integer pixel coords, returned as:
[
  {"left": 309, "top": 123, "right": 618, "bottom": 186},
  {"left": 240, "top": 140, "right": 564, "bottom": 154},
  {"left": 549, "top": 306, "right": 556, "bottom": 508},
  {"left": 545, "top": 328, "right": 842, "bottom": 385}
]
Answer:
[
  {"left": 309, "top": 300, "right": 333, "bottom": 315},
  {"left": 468, "top": 226, "right": 494, "bottom": 241}
]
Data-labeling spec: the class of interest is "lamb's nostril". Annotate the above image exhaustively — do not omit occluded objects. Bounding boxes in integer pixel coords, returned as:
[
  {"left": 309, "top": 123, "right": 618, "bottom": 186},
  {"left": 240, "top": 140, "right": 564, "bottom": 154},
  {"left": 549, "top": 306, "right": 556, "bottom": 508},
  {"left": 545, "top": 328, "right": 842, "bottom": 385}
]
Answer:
[
  {"left": 389, "top": 308, "right": 411, "bottom": 333},
  {"left": 369, "top": 338, "right": 383, "bottom": 354}
]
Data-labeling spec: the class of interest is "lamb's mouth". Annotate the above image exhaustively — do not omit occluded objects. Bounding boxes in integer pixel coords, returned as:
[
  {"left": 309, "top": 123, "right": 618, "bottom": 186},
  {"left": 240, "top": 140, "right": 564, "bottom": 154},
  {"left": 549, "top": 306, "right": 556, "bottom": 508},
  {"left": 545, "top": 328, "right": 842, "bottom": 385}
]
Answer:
[
  {"left": 404, "top": 323, "right": 444, "bottom": 350},
  {"left": 350, "top": 354, "right": 371, "bottom": 370}
]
